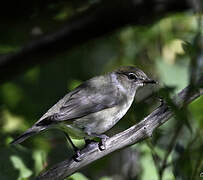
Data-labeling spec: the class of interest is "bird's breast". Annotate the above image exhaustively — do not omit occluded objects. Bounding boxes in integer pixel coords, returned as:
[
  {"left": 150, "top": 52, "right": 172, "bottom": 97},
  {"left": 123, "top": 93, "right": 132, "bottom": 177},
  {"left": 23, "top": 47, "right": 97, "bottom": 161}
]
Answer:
[{"left": 73, "top": 94, "right": 135, "bottom": 135}]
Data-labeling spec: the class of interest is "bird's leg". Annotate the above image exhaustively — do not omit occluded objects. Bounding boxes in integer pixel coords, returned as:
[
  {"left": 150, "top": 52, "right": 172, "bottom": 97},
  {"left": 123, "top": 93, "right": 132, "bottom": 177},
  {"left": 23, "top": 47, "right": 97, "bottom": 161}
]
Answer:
[
  {"left": 63, "top": 132, "right": 81, "bottom": 161},
  {"left": 84, "top": 137, "right": 93, "bottom": 147},
  {"left": 98, "top": 134, "right": 109, "bottom": 150},
  {"left": 64, "top": 132, "right": 78, "bottom": 152},
  {"left": 87, "top": 133, "right": 109, "bottom": 151}
]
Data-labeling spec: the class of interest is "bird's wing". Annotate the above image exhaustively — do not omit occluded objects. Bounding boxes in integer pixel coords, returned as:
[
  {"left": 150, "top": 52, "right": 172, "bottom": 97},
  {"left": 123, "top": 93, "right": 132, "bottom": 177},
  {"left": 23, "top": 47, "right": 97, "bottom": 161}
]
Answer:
[{"left": 36, "top": 81, "right": 122, "bottom": 125}]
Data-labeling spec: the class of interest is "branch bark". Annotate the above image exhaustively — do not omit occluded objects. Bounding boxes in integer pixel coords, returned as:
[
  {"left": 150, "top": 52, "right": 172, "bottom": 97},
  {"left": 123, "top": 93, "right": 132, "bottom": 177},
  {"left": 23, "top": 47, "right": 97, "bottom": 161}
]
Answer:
[
  {"left": 35, "top": 82, "right": 203, "bottom": 180},
  {"left": 0, "top": 0, "right": 191, "bottom": 83}
]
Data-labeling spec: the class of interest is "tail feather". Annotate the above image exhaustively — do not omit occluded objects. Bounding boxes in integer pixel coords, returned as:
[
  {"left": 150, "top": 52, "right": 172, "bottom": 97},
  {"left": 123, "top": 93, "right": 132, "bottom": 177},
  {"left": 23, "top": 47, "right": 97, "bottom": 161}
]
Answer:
[{"left": 10, "top": 126, "right": 44, "bottom": 145}]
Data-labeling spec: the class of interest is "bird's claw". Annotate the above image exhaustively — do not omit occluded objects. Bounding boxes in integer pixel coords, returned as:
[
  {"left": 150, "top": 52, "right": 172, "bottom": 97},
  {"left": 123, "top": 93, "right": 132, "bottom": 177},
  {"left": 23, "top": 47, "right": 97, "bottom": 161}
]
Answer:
[
  {"left": 86, "top": 132, "right": 109, "bottom": 151},
  {"left": 73, "top": 140, "right": 98, "bottom": 162},
  {"left": 73, "top": 150, "right": 83, "bottom": 162},
  {"left": 99, "top": 135, "right": 109, "bottom": 151}
]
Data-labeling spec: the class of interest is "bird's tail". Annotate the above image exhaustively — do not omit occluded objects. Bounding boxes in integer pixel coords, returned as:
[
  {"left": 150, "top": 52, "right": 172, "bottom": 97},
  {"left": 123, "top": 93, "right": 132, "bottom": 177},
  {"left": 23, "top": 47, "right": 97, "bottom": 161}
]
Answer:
[{"left": 10, "top": 126, "right": 45, "bottom": 145}]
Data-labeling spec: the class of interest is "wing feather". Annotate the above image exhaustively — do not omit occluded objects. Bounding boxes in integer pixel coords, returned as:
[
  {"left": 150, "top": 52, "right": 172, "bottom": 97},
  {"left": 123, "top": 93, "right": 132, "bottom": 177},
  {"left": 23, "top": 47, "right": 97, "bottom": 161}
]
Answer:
[
  {"left": 36, "top": 78, "right": 121, "bottom": 125},
  {"left": 54, "top": 84, "right": 119, "bottom": 121}
]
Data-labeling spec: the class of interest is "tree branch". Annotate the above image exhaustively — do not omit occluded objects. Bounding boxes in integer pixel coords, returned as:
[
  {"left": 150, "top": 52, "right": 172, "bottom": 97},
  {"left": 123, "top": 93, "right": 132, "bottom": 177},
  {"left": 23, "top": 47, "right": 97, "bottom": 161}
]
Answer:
[
  {"left": 35, "top": 82, "right": 203, "bottom": 180},
  {"left": 0, "top": 0, "right": 191, "bottom": 83}
]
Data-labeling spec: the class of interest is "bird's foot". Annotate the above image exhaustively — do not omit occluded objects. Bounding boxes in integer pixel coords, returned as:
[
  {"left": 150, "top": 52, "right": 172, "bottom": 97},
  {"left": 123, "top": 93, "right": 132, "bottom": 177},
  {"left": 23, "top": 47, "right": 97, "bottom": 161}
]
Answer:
[
  {"left": 64, "top": 132, "right": 83, "bottom": 162},
  {"left": 73, "top": 149, "right": 83, "bottom": 162},
  {"left": 86, "top": 132, "right": 109, "bottom": 151},
  {"left": 98, "top": 134, "right": 109, "bottom": 151},
  {"left": 73, "top": 140, "right": 98, "bottom": 162}
]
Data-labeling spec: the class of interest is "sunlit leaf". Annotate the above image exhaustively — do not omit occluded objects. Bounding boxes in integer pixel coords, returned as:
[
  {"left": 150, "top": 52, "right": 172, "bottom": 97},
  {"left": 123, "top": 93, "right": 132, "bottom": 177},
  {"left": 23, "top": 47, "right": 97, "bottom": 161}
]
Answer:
[
  {"left": 162, "top": 39, "right": 185, "bottom": 64},
  {"left": 32, "top": 150, "right": 47, "bottom": 175},
  {"left": 67, "top": 172, "right": 90, "bottom": 180},
  {"left": 2, "top": 109, "right": 27, "bottom": 133},
  {"left": 156, "top": 58, "right": 189, "bottom": 92},
  {"left": 99, "top": 176, "right": 113, "bottom": 180},
  {"left": 10, "top": 155, "right": 32, "bottom": 180}
]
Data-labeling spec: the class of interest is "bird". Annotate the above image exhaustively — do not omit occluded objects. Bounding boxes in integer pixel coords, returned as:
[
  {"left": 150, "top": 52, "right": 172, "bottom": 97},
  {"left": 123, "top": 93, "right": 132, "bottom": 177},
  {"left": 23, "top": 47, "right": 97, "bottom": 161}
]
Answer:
[{"left": 10, "top": 66, "right": 156, "bottom": 158}]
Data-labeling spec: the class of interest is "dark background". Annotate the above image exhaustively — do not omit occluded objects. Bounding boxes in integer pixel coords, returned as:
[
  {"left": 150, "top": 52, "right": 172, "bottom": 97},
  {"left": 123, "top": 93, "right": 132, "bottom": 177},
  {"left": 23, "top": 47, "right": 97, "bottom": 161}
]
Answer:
[{"left": 0, "top": 0, "right": 202, "bottom": 180}]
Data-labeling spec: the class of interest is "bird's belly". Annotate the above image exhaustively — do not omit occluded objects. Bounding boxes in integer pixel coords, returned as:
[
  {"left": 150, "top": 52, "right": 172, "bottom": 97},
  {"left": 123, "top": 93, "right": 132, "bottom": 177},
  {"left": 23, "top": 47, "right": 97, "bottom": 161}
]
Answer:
[
  {"left": 73, "top": 100, "right": 133, "bottom": 135},
  {"left": 59, "top": 97, "right": 134, "bottom": 139}
]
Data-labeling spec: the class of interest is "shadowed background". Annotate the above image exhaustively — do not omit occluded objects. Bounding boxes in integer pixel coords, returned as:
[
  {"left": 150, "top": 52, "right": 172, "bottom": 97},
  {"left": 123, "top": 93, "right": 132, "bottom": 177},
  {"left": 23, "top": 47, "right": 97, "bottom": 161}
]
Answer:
[{"left": 0, "top": 0, "right": 203, "bottom": 180}]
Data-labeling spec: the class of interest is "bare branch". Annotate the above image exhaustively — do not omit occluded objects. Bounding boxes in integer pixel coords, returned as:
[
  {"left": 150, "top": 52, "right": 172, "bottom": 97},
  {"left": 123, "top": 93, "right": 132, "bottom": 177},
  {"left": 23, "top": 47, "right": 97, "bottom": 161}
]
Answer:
[
  {"left": 0, "top": 0, "right": 191, "bottom": 83},
  {"left": 35, "top": 82, "right": 203, "bottom": 180}
]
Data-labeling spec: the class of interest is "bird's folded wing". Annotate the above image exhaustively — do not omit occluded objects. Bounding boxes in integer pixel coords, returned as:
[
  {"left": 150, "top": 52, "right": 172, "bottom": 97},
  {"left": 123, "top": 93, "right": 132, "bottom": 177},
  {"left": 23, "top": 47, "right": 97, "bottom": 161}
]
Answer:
[{"left": 36, "top": 82, "right": 122, "bottom": 125}]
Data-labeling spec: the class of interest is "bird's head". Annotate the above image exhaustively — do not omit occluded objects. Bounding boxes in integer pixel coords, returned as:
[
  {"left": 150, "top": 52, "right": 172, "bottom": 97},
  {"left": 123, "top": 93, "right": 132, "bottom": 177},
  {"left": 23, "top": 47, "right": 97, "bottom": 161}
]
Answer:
[{"left": 114, "top": 66, "right": 157, "bottom": 94}]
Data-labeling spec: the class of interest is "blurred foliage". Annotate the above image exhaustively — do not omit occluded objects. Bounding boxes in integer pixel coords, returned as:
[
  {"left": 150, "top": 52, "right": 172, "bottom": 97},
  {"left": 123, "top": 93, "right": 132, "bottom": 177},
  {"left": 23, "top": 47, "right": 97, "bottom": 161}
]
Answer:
[
  {"left": 67, "top": 173, "right": 90, "bottom": 180},
  {"left": 0, "top": 1, "right": 203, "bottom": 180}
]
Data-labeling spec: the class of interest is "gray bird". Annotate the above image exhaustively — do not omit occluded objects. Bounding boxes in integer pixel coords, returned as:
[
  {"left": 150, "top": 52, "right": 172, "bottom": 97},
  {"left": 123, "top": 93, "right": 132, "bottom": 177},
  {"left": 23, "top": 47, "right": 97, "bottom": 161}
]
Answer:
[{"left": 11, "top": 66, "right": 156, "bottom": 157}]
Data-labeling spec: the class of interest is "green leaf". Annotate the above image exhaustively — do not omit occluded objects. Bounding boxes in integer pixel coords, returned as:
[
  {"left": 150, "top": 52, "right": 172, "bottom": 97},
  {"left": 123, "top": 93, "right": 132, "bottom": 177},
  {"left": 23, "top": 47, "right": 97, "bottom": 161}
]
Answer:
[
  {"left": 68, "top": 79, "right": 82, "bottom": 91},
  {"left": 32, "top": 150, "right": 46, "bottom": 175},
  {"left": 67, "top": 172, "right": 90, "bottom": 180},
  {"left": 156, "top": 58, "right": 189, "bottom": 93},
  {"left": 189, "top": 95, "right": 203, "bottom": 128},
  {"left": 1, "top": 83, "right": 23, "bottom": 108},
  {"left": 99, "top": 176, "right": 113, "bottom": 180},
  {"left": 10, "top": 155, "right": 32, "bottom": 180}
]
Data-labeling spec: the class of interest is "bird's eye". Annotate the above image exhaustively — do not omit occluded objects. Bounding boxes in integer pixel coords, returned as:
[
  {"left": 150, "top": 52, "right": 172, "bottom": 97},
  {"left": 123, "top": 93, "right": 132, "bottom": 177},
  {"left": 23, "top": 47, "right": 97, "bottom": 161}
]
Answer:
[{"left": 127, "top": 73, "right": 137, "bottom": 80}]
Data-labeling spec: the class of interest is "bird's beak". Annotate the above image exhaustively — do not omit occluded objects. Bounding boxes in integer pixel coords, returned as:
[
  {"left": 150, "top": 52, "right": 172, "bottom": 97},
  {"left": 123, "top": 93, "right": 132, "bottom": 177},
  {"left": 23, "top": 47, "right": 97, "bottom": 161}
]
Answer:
[{"left": 142, "top": 78, "right": 157, "bottom": 84}]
